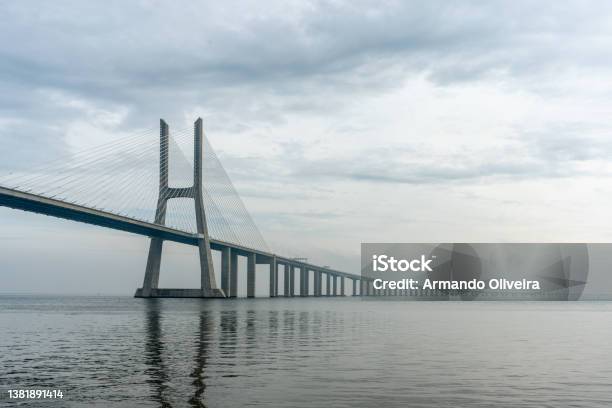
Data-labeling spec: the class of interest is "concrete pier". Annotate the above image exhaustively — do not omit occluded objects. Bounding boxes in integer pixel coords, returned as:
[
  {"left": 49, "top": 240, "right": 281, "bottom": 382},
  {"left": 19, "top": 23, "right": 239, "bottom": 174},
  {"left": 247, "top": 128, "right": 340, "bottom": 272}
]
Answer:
[
  {"left": 138, "top": 118, "right": 224, "bottom": 298},
  {"left": 269, "top": 257, "right": 278, "bottom": 297},
  {"left": 302, "top": 267, "right": 309, "bottom": 296},
  {"left": 230, "top": 251, "right": 238, "bottom": 297},
  {"left": 247, "top": 253, "right": 256, "bottom": 298},
  {"left": 284, "top": 263, "right": 290, "bottom": 296},
  {"left": 320, "top": 271, "right": 325, "bottom": 296},
  {"left": 289, "top": 265, "right": 295, "bottom": 296},
  {"left": 221, "top": 247, "right": 231, "bottom": 297}
]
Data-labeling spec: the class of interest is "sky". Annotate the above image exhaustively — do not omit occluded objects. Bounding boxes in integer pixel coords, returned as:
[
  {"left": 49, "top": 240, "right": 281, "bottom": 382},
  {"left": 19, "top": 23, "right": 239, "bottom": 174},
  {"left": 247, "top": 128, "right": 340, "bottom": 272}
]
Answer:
[{"left": 2, "top": 0, "right": 612, "bottom": 294}]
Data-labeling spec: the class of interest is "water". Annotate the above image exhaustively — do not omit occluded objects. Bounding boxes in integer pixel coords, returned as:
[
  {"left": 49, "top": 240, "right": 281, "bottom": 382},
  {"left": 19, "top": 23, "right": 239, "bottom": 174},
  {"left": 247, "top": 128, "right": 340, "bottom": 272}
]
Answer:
[{"left": 1, "top": 296, "right": 612, "bottom": 407}]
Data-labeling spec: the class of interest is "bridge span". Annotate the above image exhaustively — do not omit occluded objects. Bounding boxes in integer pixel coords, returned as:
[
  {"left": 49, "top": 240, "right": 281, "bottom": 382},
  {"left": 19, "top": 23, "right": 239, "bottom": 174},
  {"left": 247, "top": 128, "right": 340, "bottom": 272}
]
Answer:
[{"left": 0, "top": 119, "right": 374, "bottom": 298}]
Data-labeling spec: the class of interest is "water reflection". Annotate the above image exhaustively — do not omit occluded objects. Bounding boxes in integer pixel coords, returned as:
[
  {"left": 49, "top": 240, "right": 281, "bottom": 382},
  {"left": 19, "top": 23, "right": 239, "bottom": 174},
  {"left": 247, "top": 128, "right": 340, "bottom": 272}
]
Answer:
[
  {"left": 144, "top": 300, "right": 173, "bottom": 407},
  {"left": 142, "top": 300, "right": 344, "bottom": 407},
  {"left": 144, "top": 301, "right": 254, "bottom": 407},
  {"left": 4, "top": 297, "right": 612, "bottom": 407},
  {"left": 188, "top": 311, "right": 210, "bottom": 408}
]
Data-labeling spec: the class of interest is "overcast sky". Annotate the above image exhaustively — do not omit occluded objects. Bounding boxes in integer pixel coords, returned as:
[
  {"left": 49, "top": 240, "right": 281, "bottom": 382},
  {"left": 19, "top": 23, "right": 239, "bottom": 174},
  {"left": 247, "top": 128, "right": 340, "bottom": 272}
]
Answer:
[{"left": 2, "top": 1, "right": 612, "bottom": 294}]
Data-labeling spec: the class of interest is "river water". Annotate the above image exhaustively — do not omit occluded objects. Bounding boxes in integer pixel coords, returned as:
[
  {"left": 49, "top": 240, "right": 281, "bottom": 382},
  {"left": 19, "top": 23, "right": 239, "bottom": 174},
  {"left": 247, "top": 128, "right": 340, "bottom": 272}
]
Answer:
[{"left": 1, "top": 296, "right": 612, "bottom": 407}]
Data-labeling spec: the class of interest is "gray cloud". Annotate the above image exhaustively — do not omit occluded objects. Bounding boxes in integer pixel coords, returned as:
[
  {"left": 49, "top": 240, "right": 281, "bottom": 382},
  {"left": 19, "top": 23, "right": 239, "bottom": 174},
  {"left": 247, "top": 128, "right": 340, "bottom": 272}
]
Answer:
[
  {"left": 3, "top": 0, "right": 612, "bottom": 191},
  {"left": 3, "top": 1, "right": 612, "bottom": 127},
  {"left": 3, "top": 1, "right": 612, "bottom": 292}
]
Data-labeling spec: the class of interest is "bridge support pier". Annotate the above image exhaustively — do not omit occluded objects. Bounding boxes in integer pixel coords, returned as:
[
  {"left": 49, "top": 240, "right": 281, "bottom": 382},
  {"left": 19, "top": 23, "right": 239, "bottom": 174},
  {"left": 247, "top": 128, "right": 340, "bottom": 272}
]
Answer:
[
  {"left": 221, "top": 247, "right": 231, "bottom": 297},
  {"left": 289, "top": 265, "right": 295, "bottom": 296},
  {"left": 300, "top": 267, "right": 307, "bottom": 296},
  {"left": 333, "top": 275, "right": 338, "bottom": 296},
  {"left": 136, "top": 118, "right": 224, "bottom": 298},
  {"left": 284, "top": 263, "right": 290, "bottom": 296},
  {"left": 269, "top": 257, "right": 278, "bottom": 297},
  {"left": 305, "top": 268, "right": 317, "bottom": 296},
  {"left": 340, "top": 277, "right": 344, "bottom": 296},
  {"left": 247, "top": 253, "right": 256, "bottom": 298},
  {"left": 230, "top": 251, "right": 238, "bottom": 297},
  {"left": 326, "top": 273, "right": 331, "bottom": 296},
  {"left": 141, "top": 238, "right": 163, "bottom": 297}
]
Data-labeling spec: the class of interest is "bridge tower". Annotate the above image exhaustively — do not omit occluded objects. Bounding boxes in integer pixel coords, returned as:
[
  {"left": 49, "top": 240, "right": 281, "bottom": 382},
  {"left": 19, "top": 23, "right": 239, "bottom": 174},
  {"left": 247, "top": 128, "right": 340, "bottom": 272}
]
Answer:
[{"left": 137, "top": 118, "right": 225, "bottom": 298}]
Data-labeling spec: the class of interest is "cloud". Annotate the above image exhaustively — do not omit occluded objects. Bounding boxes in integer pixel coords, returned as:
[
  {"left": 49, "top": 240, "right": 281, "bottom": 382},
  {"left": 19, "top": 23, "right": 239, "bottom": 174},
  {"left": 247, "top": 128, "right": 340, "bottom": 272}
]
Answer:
[
  {"left": 3, "top": 1, "right": 612, "bottom": 291},
  {"left": 2, "top": 1, "right": 612, "bottom": 127}
]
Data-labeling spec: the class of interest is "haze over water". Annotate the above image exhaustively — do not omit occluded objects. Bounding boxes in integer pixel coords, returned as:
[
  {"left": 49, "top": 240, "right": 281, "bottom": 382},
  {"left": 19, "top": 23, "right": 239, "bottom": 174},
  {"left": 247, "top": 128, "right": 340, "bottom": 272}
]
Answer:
[{"left": 2, "top": 296, "right": 612, "bottom": 407}]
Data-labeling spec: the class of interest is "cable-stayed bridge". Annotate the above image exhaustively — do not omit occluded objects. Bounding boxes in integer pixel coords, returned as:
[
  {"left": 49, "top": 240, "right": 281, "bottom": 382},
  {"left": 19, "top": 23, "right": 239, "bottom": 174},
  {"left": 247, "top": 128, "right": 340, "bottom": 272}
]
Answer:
[{"left": 0, "top": 119, "right": 373, "bottom": 298}]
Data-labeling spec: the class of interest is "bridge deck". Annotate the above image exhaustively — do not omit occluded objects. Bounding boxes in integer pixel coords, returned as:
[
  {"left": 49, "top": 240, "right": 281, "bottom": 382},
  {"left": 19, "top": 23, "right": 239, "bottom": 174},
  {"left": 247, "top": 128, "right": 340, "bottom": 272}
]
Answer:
[{"left": 0, "top": 186, "right": 362, "bottom": 280}]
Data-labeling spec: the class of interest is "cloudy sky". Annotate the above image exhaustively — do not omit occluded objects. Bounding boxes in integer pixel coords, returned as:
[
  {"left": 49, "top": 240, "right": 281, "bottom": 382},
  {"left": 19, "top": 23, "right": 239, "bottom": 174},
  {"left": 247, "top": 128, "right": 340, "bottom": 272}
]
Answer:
[{"left": 2, "top": 1, "right": 612, "bottom": 294}]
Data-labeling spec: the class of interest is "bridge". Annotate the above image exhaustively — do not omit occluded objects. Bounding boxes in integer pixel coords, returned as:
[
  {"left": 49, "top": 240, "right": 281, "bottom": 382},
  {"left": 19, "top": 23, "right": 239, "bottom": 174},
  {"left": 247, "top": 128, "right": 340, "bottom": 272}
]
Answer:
[{"left": 0, "top": 119, "right": 374, "bottom": 298}]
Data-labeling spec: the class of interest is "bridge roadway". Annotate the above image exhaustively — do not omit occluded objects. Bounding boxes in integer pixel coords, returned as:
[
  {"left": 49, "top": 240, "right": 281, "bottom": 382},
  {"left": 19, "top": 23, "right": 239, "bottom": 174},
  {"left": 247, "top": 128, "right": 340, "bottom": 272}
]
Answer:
[{"left": 0, "top": 186, "right": 372, "bottom": 297}]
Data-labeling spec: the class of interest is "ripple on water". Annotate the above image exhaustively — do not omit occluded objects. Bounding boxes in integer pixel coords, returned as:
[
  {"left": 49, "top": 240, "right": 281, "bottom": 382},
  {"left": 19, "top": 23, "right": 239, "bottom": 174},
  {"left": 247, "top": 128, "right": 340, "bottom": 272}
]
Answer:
[{"left": 1, "top": 297, "right": 612, "bottom": 407}]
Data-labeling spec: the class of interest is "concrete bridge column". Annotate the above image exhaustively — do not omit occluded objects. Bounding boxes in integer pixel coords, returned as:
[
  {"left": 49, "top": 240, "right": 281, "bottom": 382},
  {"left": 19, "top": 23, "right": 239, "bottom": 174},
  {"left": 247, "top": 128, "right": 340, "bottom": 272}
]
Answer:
[
  {"left": 340, "top": 277, "right": 345, "bottom": 296},
  {"left": 326, "top": 273, "right": 331, "bottom": 296},
  {"left": 318, "top": 271, "right": 324, "bottom": 296},
  {"left": 284, "top": 263, "right": 290, "bottom": 296},
  {"left": 299, "top": 268, "right": 306, "bottom": 296},
  {"left": 352, "top": 279, "right": 357, "bottom": 296},
  {"left": 221, "top": 247, "right": 231, "bottom": 297},
  {"left": 141, "top": 120, "right": 169, "bottom": 297},
  {"left": 302, "top": 267, "right": 309, "bottom": 296},
  {"left": 247, "top": 253, "right": 256, "bottom": 298},
  {"left": 194, "top": 119, "right": 220, "bottom": 297},
  {"left": 269, "top": 256, "right": 278, "bottom": 297},
  {"left": 319, "top": 271, "right": 324, "bottom": 296},
  {"left": 333, "top": 275, "right": 338, "bottom": 296},
  {"left": 229, "top": 251, "right": 238, "bottom": 297},
  {"left": 313, "top": 271, "right": 317, "bottom": 296},
  {"left": 142, "top": 239, "right": 163, "bottom": 297},
  {"left": 311, "top": 270, "right": 316, "bottom": 296},
  {"left": 288, "top": 265, "right": 295, "bottom": 297}
]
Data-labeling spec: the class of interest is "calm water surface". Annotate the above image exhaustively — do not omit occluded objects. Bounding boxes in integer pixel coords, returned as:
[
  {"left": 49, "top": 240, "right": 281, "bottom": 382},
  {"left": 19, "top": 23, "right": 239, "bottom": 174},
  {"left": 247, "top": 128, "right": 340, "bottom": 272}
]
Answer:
[{"left": 1, "top": 296, "right": 612, "bottom": 407}]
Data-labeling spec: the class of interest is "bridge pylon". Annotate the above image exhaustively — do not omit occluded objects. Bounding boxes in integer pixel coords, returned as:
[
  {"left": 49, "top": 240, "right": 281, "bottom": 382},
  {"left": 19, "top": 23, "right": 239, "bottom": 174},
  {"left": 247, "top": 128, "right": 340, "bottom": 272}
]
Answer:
[{"left": 135, "top": 118, "right": 225, "bottom": 298}]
